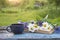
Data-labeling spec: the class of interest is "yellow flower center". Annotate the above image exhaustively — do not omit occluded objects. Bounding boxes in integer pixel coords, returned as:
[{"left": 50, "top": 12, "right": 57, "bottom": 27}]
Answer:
[
  {"left": 43, "top": 24, "right": 46, "bottom": 27},
  {"left": 48, "top": 27, "right": 50, "bottom": 30},
  {"left": 31, "top": 28, "right": 33, "bottom": 30},
  {"left": 34, "top": 24, "right": 38, "bottom": 28},
  {"left": 35, "top": 26, "right": 37, "bottom": 28}
]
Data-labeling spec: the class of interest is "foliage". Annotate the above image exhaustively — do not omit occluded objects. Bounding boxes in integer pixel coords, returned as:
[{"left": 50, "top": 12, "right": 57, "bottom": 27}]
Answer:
[
  {"left": 48, "top": 0, "right": 60, "bottom": 6},
  {"left": 0, "top": 0, "right": 60, "bottom": 26},
  {"left": 0, "top": 0, "right": 7, "bottom": 8}
]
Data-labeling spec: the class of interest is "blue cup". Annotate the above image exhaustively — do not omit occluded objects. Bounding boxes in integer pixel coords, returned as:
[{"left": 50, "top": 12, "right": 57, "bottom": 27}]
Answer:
[
  {"left": 55, "top": 26, "right": 60, "bottom": 30},
  {"left": 55, "top": 26, "right": 60, "bottom": 33},
  {"left": 6, "top": 24, "right": 24, "bottom": 34}
]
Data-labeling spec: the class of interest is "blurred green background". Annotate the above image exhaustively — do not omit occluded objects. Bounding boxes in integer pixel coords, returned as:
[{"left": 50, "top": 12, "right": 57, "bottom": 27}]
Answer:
[{"left": 0, "top": 0, "right": 60, "bottom": 26}]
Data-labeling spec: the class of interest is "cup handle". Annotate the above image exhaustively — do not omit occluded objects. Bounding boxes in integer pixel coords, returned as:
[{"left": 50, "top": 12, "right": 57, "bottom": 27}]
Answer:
[{"left": 6, "top": 26, "right": 12, "bottom": 33}]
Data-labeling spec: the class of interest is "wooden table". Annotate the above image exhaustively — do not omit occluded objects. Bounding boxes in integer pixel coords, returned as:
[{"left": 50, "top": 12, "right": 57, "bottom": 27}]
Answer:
[
  {"left": 0, "top": 30, "right": 60, "bottom": 40},
  {"left": 0, "top": 26, "right": 60, "bottom": 40}
]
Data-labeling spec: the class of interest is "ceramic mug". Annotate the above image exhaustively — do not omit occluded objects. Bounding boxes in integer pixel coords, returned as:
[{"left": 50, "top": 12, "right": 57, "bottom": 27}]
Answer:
[{"left": 6, "top": 24, "right": 24, "bottom": 34}]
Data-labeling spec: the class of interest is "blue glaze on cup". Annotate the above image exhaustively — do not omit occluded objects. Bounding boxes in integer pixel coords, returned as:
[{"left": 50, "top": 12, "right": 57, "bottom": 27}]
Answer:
[{"left": 7, "top": 24, "right": 24, "bottom": 34}]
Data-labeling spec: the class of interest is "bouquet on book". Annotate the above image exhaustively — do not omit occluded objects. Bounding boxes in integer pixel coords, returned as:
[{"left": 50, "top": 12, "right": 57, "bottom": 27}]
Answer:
[{"left": 24, "top": 15, "right": 55, "bottom": 34}]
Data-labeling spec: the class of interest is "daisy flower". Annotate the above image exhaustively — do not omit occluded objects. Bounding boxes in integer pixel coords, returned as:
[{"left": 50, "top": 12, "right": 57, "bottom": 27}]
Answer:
[
  {"left": 27, "top": 23, "right": 40, "bottom": 32},
  {"left": 39, "top": 22, "right": 53, "bottom": 31}
]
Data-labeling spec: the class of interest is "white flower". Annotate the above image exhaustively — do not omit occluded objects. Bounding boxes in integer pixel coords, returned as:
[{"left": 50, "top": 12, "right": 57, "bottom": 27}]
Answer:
[
  {"left": 39, "top": 22, "right": 53, "bottom": 31},
  {"left": 39, "top": 27, "right": 46, "bottom": 30},
  {"left": 27, "top": 23, "right": 39, "bottom": 32},
  {"left": 47, "top": 25, "right": 53, "bottom": 31},
  {"left": 27, "top": 23, "right": 34, "bottom": 32},
  {"left": 29, "top": 26, "right": 35, "bottom": 32},
  {"left": 42, "top": 22, "right": 49, "bottom": 28}
]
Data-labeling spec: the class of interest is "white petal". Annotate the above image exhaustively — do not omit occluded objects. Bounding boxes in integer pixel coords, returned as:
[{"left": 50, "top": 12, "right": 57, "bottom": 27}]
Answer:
[{"left": 31, "top": 30, "right": 35, "bottom": 32}]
